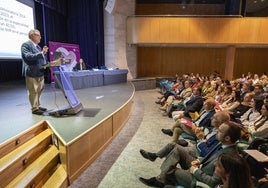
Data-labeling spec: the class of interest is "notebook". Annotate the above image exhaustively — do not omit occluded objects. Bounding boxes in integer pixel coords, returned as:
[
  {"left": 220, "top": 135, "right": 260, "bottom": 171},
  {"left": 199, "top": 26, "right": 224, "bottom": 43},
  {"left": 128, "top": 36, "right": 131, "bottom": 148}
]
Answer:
[
  {"left": 244, "top": 149, "right": 268, "bottom": 162},
  {"left": 181, "top": 118, "right": 193, "bottom": 128}
]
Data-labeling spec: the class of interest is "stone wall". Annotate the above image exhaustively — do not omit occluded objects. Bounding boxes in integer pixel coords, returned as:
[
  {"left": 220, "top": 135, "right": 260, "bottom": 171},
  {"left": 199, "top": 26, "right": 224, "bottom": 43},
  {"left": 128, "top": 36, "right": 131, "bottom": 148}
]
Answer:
[{"left": 104, "top": 0, "right": 137, "bottom": 79}]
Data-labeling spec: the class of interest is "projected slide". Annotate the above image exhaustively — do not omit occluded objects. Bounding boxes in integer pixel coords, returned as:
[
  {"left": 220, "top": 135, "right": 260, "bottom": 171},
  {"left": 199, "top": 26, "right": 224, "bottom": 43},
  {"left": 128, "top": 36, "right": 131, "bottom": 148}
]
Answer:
[{"left": 0, "top": 0, "right": 34, "bottom": 59}]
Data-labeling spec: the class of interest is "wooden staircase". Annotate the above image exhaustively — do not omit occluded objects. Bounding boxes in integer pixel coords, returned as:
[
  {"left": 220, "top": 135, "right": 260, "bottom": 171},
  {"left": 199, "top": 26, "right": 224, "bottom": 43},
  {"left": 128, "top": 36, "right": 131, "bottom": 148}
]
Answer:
[{"left": 0, "top": 121, "right": 68, "bottom": 188}]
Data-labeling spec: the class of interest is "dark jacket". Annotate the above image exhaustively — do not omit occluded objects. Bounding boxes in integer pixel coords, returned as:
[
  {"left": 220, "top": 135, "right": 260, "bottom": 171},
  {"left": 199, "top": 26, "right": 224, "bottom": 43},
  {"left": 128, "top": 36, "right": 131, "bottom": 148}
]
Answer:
[
  {"left": 183, "top": 95, "right": 204, "bottom": 118},
  {"left": 197, "top": 134, "right": 219, "bottom": 157},
  {"left": 21, "top": 40, "right": 46, "bottom": 77},
  {"left": 194, "top": 110, "right": 216, "bottom": 131},
  {"left": 192, "top": 144, "right": 238, "bottom": 187}
]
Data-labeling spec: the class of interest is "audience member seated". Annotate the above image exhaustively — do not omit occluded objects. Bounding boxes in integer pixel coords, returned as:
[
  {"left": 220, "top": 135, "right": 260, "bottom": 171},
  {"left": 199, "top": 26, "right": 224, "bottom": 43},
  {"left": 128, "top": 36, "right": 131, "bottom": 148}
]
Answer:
[
  {"left": 138, "top": 121, "right": 241, "bottom": 188},
  {"left": 158, "top": 79, "right": 176, "bottom": 94},
  {"left": 171, "top": 87, "right": 204, "bottom": 121},
  {"left": 238, "top": 97, "right": 263, "bottom": 126},
  {"left": 222, "top": 79, "right": 231, "bottom": 87},
  {"left": 246, "top": 103, "right": 268, "bottom": 140},
  {"left": 196, "top": 111, "right": 231, "bottom": 158},
  {"left": 253, "top": 73, "right": 260, "bottom": 85},
  {"left": 265, "top": 95, "right": 268, "bottom": 104},
  {"left": 214, "top": 152, "right": 254, "bottom": 188},
  {"left": 201, "top": 80, "right": 213, "bottom": 96},
  {"left": 215, "top": 76, "right": 223, "bottom": 87},
  {"left": 219, "top": 90, "right": 241, "bottom": 112},
  {"left": 156, "top": 78, "right": 184, "bottom": 105},
  {"left": 161, "top": 98, "right": 216, "bottom": 142},
  {"left": 214, "top": 85, "right": 225, "bottom": 103},
  {"left": 218, "top": 85, "right": 233, "bottom": 104},
  {"left": 228, "top": 92, "right": 254, "bottom": 121},
  {"left": 203, "top": 81, "right": 218, "bottom": 99},
  {"left": 240, "top": 81, "right": 251, "bottom": 100},
  {"left": 190, "top": 77, "right": 201, "bottom": 90},
  {"left": 160, "top": 80, "right": 192, "bottom": 115},
  {"left": 253, "top": 84, "right": 265, "bottom": 99}
]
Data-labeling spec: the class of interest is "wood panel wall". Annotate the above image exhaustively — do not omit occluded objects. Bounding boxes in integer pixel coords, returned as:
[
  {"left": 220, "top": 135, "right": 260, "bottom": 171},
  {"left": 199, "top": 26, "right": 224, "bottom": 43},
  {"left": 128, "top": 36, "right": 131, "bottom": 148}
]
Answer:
[
  {"left": 127, "top": 17, "right": 268, "bottom": 45},
  {"left": 137, "top": 47, "right": 268, "bottom": 79},
  {"left": 128, "top": 16, "right": 268, "bottom": 79},
  {"left": 137, "top": 47, "right": 226, "bottom": 77},
  {"left": 234, "top": 48, "right": 268, "bottom": 78}
]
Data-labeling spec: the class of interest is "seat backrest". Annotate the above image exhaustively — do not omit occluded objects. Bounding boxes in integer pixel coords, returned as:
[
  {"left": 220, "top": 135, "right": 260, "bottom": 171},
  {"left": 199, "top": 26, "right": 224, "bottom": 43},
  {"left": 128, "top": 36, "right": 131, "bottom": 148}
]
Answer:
[
  {"left": 248, "top": 137, "right": 268, "bottom": 152},
  {"left": 241, "top": 137, "right": 268, "bottom": 179}
]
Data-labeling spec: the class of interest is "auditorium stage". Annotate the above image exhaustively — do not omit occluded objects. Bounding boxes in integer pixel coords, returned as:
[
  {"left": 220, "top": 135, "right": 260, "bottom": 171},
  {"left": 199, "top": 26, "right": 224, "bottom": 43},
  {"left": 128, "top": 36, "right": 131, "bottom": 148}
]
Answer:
[
  {"left": 0, "top": 80, "right": 135, "bottom": 184},
  {"left": 0, "top": 80, "right": 135, "bottom": 144}
]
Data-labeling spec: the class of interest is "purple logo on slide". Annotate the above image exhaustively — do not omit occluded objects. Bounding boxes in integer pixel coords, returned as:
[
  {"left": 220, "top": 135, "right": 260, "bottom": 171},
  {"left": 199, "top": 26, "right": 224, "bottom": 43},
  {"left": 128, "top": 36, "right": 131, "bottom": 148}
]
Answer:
[{"left": 49, "top": 41, "right": 80, "bottom": 71}]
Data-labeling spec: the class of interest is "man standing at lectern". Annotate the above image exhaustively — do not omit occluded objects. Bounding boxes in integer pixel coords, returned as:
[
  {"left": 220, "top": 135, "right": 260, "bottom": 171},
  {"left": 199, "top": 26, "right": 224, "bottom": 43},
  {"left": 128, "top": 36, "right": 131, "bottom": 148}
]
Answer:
[{"left": 21, "top": 29, "right": 48, "bottom": 115}]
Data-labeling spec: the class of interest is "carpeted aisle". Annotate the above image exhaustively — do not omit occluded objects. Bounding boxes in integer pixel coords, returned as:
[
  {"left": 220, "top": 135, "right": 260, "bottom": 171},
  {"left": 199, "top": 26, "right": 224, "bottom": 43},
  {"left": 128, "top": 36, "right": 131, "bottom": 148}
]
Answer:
[{"left": 98, "top": 90, "right": 173, "bottom": 188}]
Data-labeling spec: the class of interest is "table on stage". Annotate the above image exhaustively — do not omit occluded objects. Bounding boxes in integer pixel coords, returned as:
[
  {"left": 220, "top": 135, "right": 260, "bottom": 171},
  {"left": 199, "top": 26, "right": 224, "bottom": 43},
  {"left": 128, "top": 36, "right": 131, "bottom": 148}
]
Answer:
[{"left": 54, "top": 69, "right": 128, "bottom": 90}]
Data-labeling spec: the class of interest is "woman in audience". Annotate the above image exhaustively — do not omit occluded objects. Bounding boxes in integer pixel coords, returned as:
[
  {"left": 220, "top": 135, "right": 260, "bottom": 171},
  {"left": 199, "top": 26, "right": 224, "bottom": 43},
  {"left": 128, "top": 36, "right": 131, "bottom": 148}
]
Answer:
[
  {"left": 220, "top": 90, "right": 241, "bottom": 111},
  {"left": 228, "top": 92, "right": 254, "bottom": 121},
  {"left": 247, "top": 103, "right": 268, "bottom": 139},
  {"left": 222, "top": 79, "right": 231, "bottom": 86},
  {"left": 214, "top": 85, "right": 225, "bottom": 103},
  {"left": 201, "top": 80, "right": 212, "bottom": 96},
  {"left": 190, "top": 77, "right": 201, "bottom": 90},
  {"left": 235, "top": 81, "right": 243, "bottom": 91},
  {"left": 252, "top": 73, "right": 260, "bottom": 85},
  {"left": 239, "top": 97, "right": 264, "bottom": 126},
  {"left": 203, "top": 81, "right": 218, "bottom": 99},
  {"left": 214, "top": 152, "right": 254, "bottom": 188},
  {"left": 219, "top": 85, "right": 233, "bottom": 104}
]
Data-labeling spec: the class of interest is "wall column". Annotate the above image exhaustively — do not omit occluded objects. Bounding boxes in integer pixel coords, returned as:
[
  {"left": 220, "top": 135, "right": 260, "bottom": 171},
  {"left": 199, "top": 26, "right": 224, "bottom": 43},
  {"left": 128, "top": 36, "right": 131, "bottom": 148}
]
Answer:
[
  {"left": 103, "top": 0, "right": 136, "bottom": 79},
  {"left": 225, "top": 45, "right": 236, "bottom": 80}
]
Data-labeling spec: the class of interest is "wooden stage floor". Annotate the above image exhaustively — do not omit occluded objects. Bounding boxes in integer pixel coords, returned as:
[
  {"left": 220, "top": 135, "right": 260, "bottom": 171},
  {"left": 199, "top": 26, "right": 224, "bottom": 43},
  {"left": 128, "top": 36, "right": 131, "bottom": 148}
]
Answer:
[{"left": 0, "top": 80, "right": 135, "bottom": 144}]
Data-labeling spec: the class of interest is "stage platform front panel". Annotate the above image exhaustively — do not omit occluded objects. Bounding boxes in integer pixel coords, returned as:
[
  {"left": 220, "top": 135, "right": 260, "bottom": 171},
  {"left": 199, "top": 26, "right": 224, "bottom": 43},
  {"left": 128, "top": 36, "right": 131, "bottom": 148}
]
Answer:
[{"left": 103, "top": 69, "right": 128, "bottom": 85}]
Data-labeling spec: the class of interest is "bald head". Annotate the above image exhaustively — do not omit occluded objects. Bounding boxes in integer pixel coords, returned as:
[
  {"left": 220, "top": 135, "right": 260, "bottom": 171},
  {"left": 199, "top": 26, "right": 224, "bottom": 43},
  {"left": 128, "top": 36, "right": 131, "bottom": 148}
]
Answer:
[{"left": 211, "top": 111, "right": 230, "bottom": 128}]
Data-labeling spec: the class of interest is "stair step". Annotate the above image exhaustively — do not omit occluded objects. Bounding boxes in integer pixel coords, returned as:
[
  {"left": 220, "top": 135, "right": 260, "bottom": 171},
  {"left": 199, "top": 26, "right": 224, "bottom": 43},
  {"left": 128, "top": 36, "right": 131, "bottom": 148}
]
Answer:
[
  {"left": 0, "top": 121, "right": 48, "bottom": 159},
  {"left": 0, "top": 128, "right": 53, "bottom": 173},
  {"left": 43, "top": 164, "right": 68, "bottom": 188},
  {"left": 6, "top": 145, "right": 59, "bottom": 188}
]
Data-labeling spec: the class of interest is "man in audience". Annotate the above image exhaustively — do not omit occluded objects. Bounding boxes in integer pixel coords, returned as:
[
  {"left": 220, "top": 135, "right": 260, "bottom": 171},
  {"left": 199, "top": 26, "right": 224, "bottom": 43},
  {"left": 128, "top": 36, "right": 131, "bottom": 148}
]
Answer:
[
  {"left": 240, "top": 81, "right": 251, "bottom": 100},
  {"left": 253, "top": 84, "right": 265, "bottom": 99},
  {"left": 171, "top": 87, "right": 204, "bottom": 121},
  {"left": 139, "top": 119, "right": 240, "bottom": 188},
  {"left": 160, "top": 80, "right": 192, "bottom": 112},
  {"left": 161, "top": 98, "right": 216, "bottom": 142}
]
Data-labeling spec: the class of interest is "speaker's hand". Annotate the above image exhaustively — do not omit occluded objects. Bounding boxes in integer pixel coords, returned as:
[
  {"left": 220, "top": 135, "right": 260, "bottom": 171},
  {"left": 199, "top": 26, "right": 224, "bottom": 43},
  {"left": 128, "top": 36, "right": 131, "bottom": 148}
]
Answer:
[{"left": 42, "top": 46, "right": 48, "bottom": 55}]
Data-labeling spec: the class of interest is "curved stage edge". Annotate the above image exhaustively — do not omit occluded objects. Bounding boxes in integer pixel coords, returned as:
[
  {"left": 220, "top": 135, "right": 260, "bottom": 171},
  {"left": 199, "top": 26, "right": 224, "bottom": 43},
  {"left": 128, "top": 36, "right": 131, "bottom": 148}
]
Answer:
[
  {"left": 0, "top": 81, "right": 135, "bottom": 185},
  {"left": 49, "top": 83, "right": 135, "bottom": 183}
]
